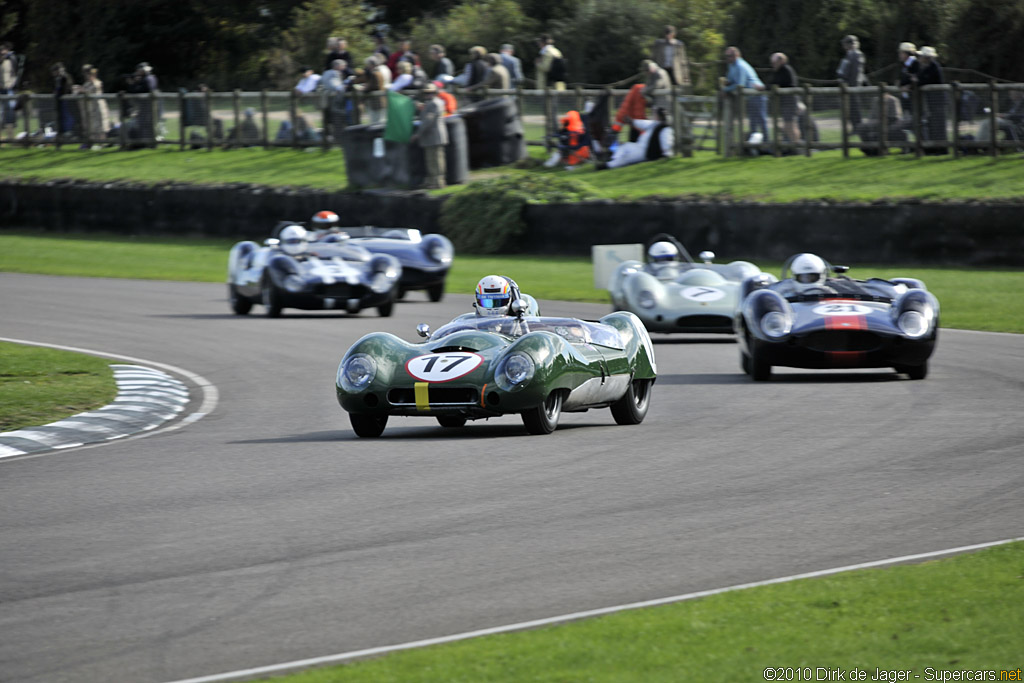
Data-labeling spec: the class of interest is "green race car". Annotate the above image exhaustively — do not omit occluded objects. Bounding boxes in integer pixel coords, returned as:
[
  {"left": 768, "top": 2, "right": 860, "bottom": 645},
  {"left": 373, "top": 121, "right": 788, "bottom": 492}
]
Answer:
[{"left": 336, "top": 306, "right": 657, "bottom": 437}]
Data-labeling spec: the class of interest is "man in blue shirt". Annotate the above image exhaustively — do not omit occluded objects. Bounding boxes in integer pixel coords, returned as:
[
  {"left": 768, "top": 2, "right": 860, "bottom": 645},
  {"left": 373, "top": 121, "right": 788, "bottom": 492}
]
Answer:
[{"left": 723, "top": 46, "right": 767, "bottom": 140}]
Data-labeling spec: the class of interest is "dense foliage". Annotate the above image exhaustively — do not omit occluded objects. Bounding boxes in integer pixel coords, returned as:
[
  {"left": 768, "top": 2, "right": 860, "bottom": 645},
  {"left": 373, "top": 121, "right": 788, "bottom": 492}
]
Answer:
[
  {"left": 1, "top": 0, "right": 1020, "bottom": 93},
  {"left": 439, "top": 175, "right": 597, "bottom": 254}
]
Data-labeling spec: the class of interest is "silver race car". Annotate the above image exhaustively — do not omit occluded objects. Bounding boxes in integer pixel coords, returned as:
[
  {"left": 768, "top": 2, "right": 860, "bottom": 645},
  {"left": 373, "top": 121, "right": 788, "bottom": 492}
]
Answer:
[{"left": 608, "top": 234, "right": 770, "bottom": 334}]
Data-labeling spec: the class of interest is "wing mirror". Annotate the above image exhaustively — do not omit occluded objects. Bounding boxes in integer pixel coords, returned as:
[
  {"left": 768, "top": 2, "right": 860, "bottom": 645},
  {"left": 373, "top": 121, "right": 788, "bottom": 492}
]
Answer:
[
  {"left": 698, "top": 250, "right": 715, "bottom": 264},
  {"left": 509, "top": 298, "right": 527, "bottom": 317},
  {"left": 416, "top": 323, "right": 431, "bottom": 338},
  {"left": 833, "top": 265, "right": 850, "bottom": 274},
  {"left": 264, "top": 238, "right": 280, "bottom": 247}
]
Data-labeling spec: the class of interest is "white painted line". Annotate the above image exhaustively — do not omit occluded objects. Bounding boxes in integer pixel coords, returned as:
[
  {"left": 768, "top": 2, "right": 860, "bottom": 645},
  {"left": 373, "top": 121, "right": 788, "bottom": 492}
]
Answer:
[
  {"left": 0, "top": 444, "right": 26, "bottom": 457},
  {"left": 0, "top": 337, "right": 219, "bottom": 461},
  {"left": 162, "top": 536, "right": 1024, "bottom": 683}
]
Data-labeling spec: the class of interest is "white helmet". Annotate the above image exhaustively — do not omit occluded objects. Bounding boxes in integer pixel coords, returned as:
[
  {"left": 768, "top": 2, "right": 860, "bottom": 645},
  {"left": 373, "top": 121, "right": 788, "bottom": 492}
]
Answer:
[
  {"left": 475, "top": 275, "right": 517, "bottom": 317},
  {"left": 648, "top": 241, "right": 679, "bottom": 263},
  {"left": 790, "top": 253, "right": 828, "bottom": 291},
  {"left": 311, "top": 210, "right": 339, "bottom": 229},
  {"left": 279, "top": 225, "right": 309, "bottom": 256}
]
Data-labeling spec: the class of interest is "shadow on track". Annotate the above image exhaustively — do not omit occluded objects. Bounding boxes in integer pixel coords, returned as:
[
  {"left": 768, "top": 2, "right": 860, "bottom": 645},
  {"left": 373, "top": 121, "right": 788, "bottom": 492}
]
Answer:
[{"left": 230, "top": 421, "right": 606, "bottom": 444}]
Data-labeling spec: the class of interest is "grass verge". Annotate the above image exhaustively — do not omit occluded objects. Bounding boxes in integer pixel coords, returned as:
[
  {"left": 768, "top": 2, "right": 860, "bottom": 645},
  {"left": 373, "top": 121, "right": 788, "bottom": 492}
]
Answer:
[
  {"left": 1, "top": 232, "right": 1021, "bottom": 333},
  {"left": 0, "top": 341, "right": 117, "bottom": 432},
  {"left": 261, "top": 541, "right": 1024, "bottom": 682},
  {"left": 3, "top": 146, "right": 1024, "bottom": 202}
]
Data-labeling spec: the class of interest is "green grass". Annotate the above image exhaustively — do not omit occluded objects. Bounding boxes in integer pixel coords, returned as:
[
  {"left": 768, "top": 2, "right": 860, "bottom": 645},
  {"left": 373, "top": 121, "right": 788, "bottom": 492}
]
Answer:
[
  {"left": 3, "top": 146, "right": 1024, "bottom": 202},
  {"left": 0, "top": 341, "right": 117, "bottom": 432},
  {"left": 259, "top": 542, "right": 1024, "bottom": 682},
  {"left": 1, "top": 233, "right": 1021, "bottom": 333}
]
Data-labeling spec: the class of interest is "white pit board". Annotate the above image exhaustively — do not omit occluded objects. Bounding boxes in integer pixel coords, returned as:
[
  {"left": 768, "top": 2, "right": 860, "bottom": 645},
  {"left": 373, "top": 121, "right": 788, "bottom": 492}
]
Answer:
[{"left": 592, "top": 244, "right": 644, "bottom": 290}]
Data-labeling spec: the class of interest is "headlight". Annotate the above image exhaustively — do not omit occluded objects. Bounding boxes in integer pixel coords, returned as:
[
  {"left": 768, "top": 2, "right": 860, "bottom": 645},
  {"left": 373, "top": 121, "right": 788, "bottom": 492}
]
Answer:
[
  {"left": 428, "top": 243, "right": 452, "bottom": 265},
  {"left": 637, "top": 290, "right": 656, "bottom": 309},
  {"left": 898, "top": 310, "right": 929, "bottom": 338},
  {"left": 368, "top": 271, "right": 392, "bottom": 294},
  {"left": 761, "top": 311, "right": 792, "bottom": 338},
  {"left": 338, "top": 354, "right": 376, "bottom": 391},
  {"left": 494, "top": 352, "right": 535, "bottom": 392}
]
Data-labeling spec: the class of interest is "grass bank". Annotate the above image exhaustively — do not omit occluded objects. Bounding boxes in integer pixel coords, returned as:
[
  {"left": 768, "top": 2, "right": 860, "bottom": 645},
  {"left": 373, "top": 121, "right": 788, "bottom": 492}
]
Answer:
[
  {"left": 0, "top": 341, "right": 117, "bottom": 432},
  {"left": 1, "top": 232, "right": 1021, "bottom": 333},
  {"left": 263, "top": 541, "right": 1024, "bottom": 682},
  {"left": 3, "top": 146, "right": 1024, "bottom": 202}
]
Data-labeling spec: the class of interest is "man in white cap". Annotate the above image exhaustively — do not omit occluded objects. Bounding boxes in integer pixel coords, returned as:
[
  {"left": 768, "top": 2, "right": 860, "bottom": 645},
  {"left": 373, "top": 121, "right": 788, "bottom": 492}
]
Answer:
[
  {"left": 410, "top": 83, "right": 448, "bottom": 189},
  {"left": 897, "top": 42, "right": 918, "bottom": 105}
]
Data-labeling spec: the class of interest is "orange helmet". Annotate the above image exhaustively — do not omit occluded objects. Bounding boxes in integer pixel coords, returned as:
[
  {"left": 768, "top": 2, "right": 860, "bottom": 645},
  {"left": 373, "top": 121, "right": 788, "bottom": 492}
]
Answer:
[{"left": 311, "top": 210, "right": 339, "bottom": 228}]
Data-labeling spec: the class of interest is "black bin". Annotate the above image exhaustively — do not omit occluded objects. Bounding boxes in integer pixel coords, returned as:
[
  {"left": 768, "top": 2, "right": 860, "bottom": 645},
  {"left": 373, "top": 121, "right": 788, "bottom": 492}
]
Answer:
[
  {"left": 341, "top": 116, "right": 468, "bottom": 190},
  {"left": 458, "top": 97, "right": 526, "bottom": 168}
]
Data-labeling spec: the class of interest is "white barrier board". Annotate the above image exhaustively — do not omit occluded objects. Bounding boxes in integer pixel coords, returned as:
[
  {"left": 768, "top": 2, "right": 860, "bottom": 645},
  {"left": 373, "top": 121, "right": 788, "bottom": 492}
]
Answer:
[{"left": 592, "top": 243, "right": 644, "bottom": 290}]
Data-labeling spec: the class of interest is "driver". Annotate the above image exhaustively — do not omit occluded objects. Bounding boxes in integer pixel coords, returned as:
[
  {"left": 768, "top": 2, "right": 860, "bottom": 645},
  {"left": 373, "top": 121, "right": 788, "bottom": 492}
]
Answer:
[
  {"left": 646, "top": 240, "right": 681, "bottom": 278},
  {"left": 278, "top": 224, "right": 310, "bottom": 258},
  {"left": 474, "top": 275, "right": 521, "bottom": 317},
  {"left": 310, "top": 210, "right": 341, "bottom": 240},
  {"left": 788, "top": 253, "right": 834, "bottom": 294}
]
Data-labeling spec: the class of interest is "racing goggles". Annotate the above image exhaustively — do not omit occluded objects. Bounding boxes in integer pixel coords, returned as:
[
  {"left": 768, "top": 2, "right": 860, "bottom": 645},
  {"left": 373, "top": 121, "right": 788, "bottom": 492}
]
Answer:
[{"left": 477, "top": 293, "right": 511, "bottom": 309}]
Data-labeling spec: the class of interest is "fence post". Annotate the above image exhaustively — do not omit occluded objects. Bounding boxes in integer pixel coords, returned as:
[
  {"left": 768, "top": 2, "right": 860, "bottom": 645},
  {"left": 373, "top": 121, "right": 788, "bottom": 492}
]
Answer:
[
  {"left": 543, "top": 87, "right": 553, "bottom": 146},
  {"left": 118, "top": 92, "right": 127, "bottom": 151},
  {"left": 839, "top": 82, "right": 849, "bottom": 158},
  {"left": 515, "top": 84, "right": 524, "bottom": 120},
  {"left": 21, "top": 94, "right": 32, "bottom": 147},
  {"left": 770, "top": 85, "right": 780, "bottom": 157},
  {"left": 150, "top": 90, "right": 158, "bottom": 146},
  {"left": 912, "top": 85, "right": 923, "bottom": 158},
  {"left": 670, "top": 83, "right": 680, "bottom": 157},
  {"left": 574, "top": 84, "right": 583, "bottom": 114},
  {"left": 737, "top": 88, "right": 745, "bottom": 153},
  {"left": 289, "top": 89, "right": 298, "bottom": 149},
  {"left": 988, "top": 80, "right": 998, "bottom": 157},
  {"left": 231, "top": 89, "right": 241, "bottom": 149},
  {"left": 803, "top": 84, "right": 812, "bottom": 157},
  {"left": 950, "top": 82, "right": 960, "bottom": 159},
  {"left": 261, "top": 89, "right": 269, "bottom": 150},
  {"left": 204, "top": 89, "right": 213, "bottom": 151},
  {"left": 80, "top": 93, "right": 92, "bottom": 149},
  {"left": 178, "top": 90, "right": 186, "bottom": 150},
  {"left": 877, "top": 85, "right": 888, "bottom": 157}
]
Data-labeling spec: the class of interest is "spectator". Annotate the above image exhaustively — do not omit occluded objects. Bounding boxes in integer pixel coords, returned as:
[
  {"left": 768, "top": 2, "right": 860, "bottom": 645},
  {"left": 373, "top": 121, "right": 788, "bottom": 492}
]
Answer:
[
  {"left": 915, "top": 46, "right": 947, "bottom": 154},
  {"left": 229, "top": 107, "right": 261, "bottom": 146},
  {"left": 276, "top": 113, "right": 321, "bottom": 143},
  {"left": 836, "top": 34, "right": 868, "bottom": 127},
  {"left": 387, "top": 40, "right": 418, "bottom": 79},
  {"left": 722, "top": 46, "right": 767, "bottom": 139},
  {"left": 433, "top": 81, "right": 458, "bottom": 116},
  {"left": 651, "top": 25, "right": 690, "bottom": 88},
  {"left": 76, "top": 64, "right": 110, "bottom": 144},
  {"left": 389, "top": 60, "right": 427, "bottom": 91},
  {"left": 500, "top": 44, "right": 524, "bottom": 88},
  {"left": 641, "top": 59, "right": 671, "bottom": 111},
  {"left": 429, "top": 45, "right": 454, "bottom": 83},
  {"left": 295, "top": 67, "right": 321, "bottom": 96},
  {"left": 353, "top": 55, "right": 389, "bottom": 124},
  {"left": 1, "top": 42, "right": 18, "bottom": 137},
  {"left": 372, "top": 32, "right": 390, "bottom": 61},
  {"left": 854, "top": 91, "right": 906, "bottom": 154},
  {"left": 614, "top": 83, "right": 649, "bottom": 142},
  {"left": 51, "top": 62, "right": 74, "bottom": 136},
  {"left": 466, "top": 53, "right": 510, "bottom": 96},
  {"left": 535, "top": 34, "right": 565, "bottom": 90},
  {"left": 410, "top": 83, "right": 448, "bottom": 189},
  {"left": 768, "top": 52, "right": 800, "bottom": 143},
  {"left": 325, "top": 37, "right": 351, "bottom": 72},
  {"left": 975, "top": 89, "right": 1024, "bottom": 145},
  {"left": 453, "top": 46, "right": 490, "bottom": 100},
  {"left": 599, "top": 106, "right": 673, "bottom": 169},
  {"left": 897, "top": 41, "right": 918, "bottom": 107},
  {"left": 320, "top": 59, "right": 349, "bottom": 136}
]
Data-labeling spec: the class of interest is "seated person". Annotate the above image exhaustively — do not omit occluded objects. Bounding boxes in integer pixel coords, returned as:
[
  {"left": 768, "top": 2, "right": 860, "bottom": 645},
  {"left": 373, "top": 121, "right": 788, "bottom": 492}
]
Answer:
[
  {"left": 854, "top": 92, "right": 909, "bottom": 152},
  {"left": 644, "top": 240, "right": 684, "bottom": 279},
  {"left": 773, "top": 253, "right": 838, "bottom": 298},
  {"left": 544, "top": 110, "right": 590, "bottom": 168},
  {"left": 600, "top": 107, "right": 673, "bottom": 169},
  {"left": 976, "top": 89, "right": 1024, "bottom": 144},
  {"left": 474, "top": 275, "right": 520, "bottom": 317}
]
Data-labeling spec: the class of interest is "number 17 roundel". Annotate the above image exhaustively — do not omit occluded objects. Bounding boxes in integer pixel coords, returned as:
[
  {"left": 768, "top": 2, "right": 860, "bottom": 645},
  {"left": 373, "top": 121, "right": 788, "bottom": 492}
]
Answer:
[{"left": 406, "top": 352, "right": 484, "bottom": 382}]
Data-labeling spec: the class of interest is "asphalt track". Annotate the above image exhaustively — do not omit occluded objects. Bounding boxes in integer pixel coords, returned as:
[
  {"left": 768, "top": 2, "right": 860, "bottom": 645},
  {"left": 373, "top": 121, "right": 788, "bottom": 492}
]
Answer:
[{"left": 1, "top": 272, "right": 1022, "bottom": 683}]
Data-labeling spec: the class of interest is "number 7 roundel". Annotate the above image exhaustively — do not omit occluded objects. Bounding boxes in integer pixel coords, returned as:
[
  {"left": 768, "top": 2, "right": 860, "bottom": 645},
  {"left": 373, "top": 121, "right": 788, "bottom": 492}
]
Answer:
[{"left": 406, "top": 352, "right": 484, "bottom": 382}]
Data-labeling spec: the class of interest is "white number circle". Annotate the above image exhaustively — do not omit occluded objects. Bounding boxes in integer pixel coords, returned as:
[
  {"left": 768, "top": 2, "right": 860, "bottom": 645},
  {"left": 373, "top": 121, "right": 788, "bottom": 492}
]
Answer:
[
  {"left": 812, "top": 303, "right": 873, "bottom": 316},
  {"left": 681, "top": 286, "right": 726, "bottom": 302},
  {"left": 406, "top": 352, "right": 483, "bottom": 382}
]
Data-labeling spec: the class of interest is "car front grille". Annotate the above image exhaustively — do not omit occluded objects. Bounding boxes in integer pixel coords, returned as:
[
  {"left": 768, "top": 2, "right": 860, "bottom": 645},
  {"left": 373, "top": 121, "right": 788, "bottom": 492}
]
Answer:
[
  {"left": 676, "top": 315, "right": 732, "bottom": 330},
  {"left": 387, "top": 387, "right": 479, "bottom": 406},
  {"left": 804, "top": 331, "right": 884, "bottom": 353},
  {"left": 314, "top": 283, "right": 358, "bottom": 298}
]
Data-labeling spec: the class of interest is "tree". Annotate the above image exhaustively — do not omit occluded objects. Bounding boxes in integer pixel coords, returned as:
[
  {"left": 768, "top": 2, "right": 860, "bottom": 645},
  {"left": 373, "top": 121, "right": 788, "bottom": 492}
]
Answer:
[
  {"left": 949, "top": 0, "right": 1024, "bottom": 82},
  {"left": 408, "top": 0, "right": 536, "bottom": 72},
  {"left": 273, "top": 0, "right": 374, "bottom": 88}
]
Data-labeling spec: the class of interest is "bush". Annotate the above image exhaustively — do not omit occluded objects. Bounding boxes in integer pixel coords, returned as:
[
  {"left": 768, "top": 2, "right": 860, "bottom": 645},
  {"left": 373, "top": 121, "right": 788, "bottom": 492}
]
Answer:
[{"left": 439, "top": 175, "right": 597, "bottom": 254}]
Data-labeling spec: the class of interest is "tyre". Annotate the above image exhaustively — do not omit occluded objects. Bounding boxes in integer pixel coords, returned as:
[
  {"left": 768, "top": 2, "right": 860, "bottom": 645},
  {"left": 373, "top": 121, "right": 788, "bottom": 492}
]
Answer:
[
  {"left": 896, "top": 362, "right": 928, "bottom": 380},
  {"left": 436, "top": 416, "right": 467, "bottom": 428},
  {"left": 395, "top": 288, "right": 407, "bottom": 301},
  {"left": 261, "top": 277, "right": 283, "bottom": 318},
  {"left": 750, "top": 346, "right": 772, "bottom": 381},
  {"left": 350, "top": 413, "right": 388, "bottom": 437},
  {"left": 228, "top": 284, "right": 252, "bottom": 315},
  {"left": 522, "top": 391, "right": 563, "bottom": 435},
  {"left": 740, "top": 352, "right": 751, "bottom": 376},
  {"left": 377, "top": 296, "right": 394, "bottom": 317},
  {"left": 427, "top": 281, "right": 445, "bottom": 303},
  {"left": 610, "top": 379, "right": 652, "bottom": 425}
]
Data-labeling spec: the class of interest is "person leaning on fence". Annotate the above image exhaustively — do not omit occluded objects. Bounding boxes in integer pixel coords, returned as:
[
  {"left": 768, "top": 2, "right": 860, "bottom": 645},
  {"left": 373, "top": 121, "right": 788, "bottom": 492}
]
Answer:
[
  {"left": 897, "top": 42, "right": 918, "bottom": 106},
  {"left": 353, "top": 55, "right": 390, "bottom": 124},
  {"left": 836, "top": 34, "right": 869, "bottom": 128},
  {"left": 320, "top": 59, "right": 349, "bottom": 136},
  {"left": 454, "top": 46, "right": 491, "bottom": 102},
  {"left": 651, "top": 25, "right": 690, "bottom": 88},
  {"left": 429, "top": 45, "right": 454, "bottom": 83},
  {"left": 410, "top": 83, "right": 448, "bottom": 189},
  {"left": 295, "top": 67, "right": 321, "bottom": 96},
  {"left": 722, "top": 46, "right": 767, "bottom": 140},
  {"left": 914, "top": 46, "right": 947, "bottom": 154},
  {"left": 535, "top": 34, "right": 565, "bottom": 91},
  {"left": 599, "top": 106, "right": 673, "bottom": 170},
  {"left": 500, "top": 44, "right": 524, "bottom": 88},
  {"left": 768, "top": 52, "right": 800, "bottom": 143},
  {"left": 1, "top": 42, "right": 18, "bottom": 137},
  {"left": 465, "top": 53, "right": 510, "bottom": 98},
  {"left": 75, "top": 64, "right": 110, "bottom": 145},
  {"left": 641, "top": 59, "right": 671, "bottom": 111},
  {"left": 51, "top": 62, "right": 74, "bottom": 136}
]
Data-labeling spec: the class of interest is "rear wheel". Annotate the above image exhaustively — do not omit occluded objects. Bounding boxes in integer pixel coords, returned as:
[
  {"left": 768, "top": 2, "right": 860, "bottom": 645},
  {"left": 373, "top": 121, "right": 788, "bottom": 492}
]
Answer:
[
  {"left": 610, "top": 379, "right": 652, "bottom": 425},
  {"left": 750, "top": 346, "right": 772, "bottom": 381},
  {"left": 261, "top": 277, "right": 283, "bottom": 318},
  {"left": 522, "top": 391, "right": 563, "bottom": 435},
  {"left": 427, "top": 281, "right": 445, "bottom": 302},
  {"left": 395, "top": 288, "right": 407, "bottom": 300},
  {"left": 436, "top": 416, "right": 467, "bottom": 428},
  {"left": 377, "top": 297, "right": 394, "bottom": 317},
  {"left": 228, "top": 284, "right": 252, "bottom": 315},
  {"left": 350, "top": 413, "right": 388, "bottom": 437},
  {"left": 896, "top": 362, "right": 928, "bottom": 380}
]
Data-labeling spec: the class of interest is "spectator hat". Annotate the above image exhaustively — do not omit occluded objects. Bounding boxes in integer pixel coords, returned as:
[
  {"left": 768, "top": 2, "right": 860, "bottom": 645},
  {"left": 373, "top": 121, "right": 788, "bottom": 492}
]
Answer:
[
  {"left": 421, "top": 82, "right": 438, "bottom": 94},
  {"left": 918, "top": 46, "right": 938, "bottom": 59},
  {"left": 898, "top": 42, "right": 917, "bottom": 54}
]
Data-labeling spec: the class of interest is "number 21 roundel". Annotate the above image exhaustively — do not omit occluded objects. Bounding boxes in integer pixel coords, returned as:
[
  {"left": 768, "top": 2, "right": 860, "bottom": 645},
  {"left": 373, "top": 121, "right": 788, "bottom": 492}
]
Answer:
[{"left": 406, "top": 352, "right": 484, "bottom": 382}]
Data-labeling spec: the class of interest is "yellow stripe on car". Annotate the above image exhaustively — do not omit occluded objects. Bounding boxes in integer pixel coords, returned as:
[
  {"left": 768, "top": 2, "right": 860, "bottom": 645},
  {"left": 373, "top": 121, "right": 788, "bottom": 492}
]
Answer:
[{"left": 414, "top": 382, "right": 430, "bottom": 411}]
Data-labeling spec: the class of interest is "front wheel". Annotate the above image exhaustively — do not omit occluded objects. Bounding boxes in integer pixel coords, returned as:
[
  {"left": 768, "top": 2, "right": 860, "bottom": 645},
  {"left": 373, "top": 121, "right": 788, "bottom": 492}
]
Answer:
[
  {"left": 228, "top": 284, "right": 252, "bottom": 315},
  {"left": 896, "top": 362, "right": 928, "bottom": 380},
  {"left": 436, "top": 416, "right": 467, "bottom": 428},
  {"left": 261, "top": 277, "right": 283, "bottom": 318},
  {"left": 427, "top": 281, "right": 445, "bottom": 303},
  {"left": 377, "top": 297, "right": 394, "bottom": 317},
  {"left": 750, "top": 346, "right": 772, "bottom": 381},
  {"left": 610, "top": 379, "right": 652, "bottom": 425},
  {"left": 350, "top": 413, "right": 388, "bottom": 437},
  {"left": 522, "top": 391, "right": 563, "bottom": 435}
]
